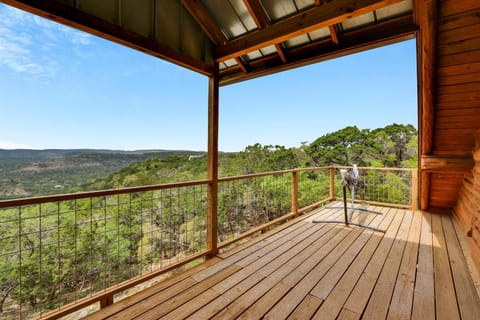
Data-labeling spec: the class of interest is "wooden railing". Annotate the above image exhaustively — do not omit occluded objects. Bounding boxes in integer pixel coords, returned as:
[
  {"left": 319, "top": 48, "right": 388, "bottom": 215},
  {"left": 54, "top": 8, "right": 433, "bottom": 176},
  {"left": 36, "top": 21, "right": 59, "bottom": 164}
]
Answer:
[{"left": 0, "top": 166, "right": 416, "bottom": 320}]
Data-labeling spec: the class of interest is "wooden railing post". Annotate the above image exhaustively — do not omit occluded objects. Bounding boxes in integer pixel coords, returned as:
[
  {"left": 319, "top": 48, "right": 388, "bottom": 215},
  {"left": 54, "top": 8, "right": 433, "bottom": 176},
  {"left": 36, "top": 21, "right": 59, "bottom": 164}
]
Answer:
[
  {"left": 411, "top": 169, "right": 418, "bottom": 211},
  {"left": 207, "top": 64, "right": 219, "bottom": 257},
  {"left": 329, "top": 166, "right": 336, "bottom": 201},
  {"left": 291, "top": 171, "right": 299, "bottom": 217}
]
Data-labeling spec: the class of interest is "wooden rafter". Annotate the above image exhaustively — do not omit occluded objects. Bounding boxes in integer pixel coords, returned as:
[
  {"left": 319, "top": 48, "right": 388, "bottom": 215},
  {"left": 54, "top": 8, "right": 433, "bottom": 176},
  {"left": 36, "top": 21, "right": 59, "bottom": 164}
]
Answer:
[
  {"left": 220, "top": 14, "right": 415, "bottom": 85},
  {"left": 329, "top": 25, "right": 340, "bottom": 44},
  {"left": 1, "top": 0, "right": 213, "bottom": 75},
  {"left": 180, "top": 0, "right": 225, "bottom": 46},
  {"left": 243, "top": 0, "right": 287, "bottom": 63},
  {"left": 216, "top": 0, "right": 405, "bottom": 62},
  {"left": 181, "top": 0, "right": 249, "bottom": 73},
  {"left": 243, "top": 0, "right": 269, "bottom": 28},
  {"left": 314, "top": 0, "right": 339, "bottom": 45}
]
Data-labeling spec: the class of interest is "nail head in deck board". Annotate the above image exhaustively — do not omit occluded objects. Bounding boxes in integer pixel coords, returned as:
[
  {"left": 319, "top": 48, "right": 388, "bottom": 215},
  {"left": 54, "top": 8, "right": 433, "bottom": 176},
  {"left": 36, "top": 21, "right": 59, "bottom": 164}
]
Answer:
[
  {"left": 411, "top": 211, "right": 435, "bottom": 320},
  {"left": 432, "top": 213, "right": 461, "bottom": 320}
]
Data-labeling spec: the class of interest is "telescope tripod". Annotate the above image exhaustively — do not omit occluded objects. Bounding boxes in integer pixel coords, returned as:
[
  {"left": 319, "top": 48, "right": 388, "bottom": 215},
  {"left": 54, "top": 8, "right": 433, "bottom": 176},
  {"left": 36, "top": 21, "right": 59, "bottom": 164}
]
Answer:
[{"left": 313, "top": 183, "right": 385, "bottom": 233}]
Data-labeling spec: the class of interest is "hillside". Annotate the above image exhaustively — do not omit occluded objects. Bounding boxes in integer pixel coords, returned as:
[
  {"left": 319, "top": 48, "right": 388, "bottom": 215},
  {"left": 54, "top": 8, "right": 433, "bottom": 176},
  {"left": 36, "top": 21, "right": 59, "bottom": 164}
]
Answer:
[
  {"left": 0, "top": 124, "right": 417, "bottom": 200},
  {"left": 84, "top": 123, "right": 418, "bottom": 191},
  {"left": 0, "top": 149, "right": 204, "bottom": 199}
]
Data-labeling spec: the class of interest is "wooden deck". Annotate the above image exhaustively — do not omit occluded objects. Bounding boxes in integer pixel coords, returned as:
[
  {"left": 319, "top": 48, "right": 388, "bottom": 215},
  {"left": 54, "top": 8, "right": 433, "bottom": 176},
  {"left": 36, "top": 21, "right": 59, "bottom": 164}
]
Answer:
[{"left": 85, "top": 204, "right": 480, "bottom": 320}]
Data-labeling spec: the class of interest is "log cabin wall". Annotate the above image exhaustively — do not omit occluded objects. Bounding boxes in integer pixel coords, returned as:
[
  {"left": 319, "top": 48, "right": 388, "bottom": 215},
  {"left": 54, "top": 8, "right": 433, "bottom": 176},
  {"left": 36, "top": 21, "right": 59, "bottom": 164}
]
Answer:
[
  {"left": 454, "top": 131, "right": 480, "bottom": 270},
  {"left": 426, "top": 0, "right": 480, "bottom": 209}
]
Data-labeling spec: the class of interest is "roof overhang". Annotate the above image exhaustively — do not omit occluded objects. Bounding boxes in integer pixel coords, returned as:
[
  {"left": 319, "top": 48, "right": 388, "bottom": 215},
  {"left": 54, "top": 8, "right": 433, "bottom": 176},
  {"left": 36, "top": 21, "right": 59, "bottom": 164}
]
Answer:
[{"left": 1, "top": 0, "right": 416, "bottom": 86}]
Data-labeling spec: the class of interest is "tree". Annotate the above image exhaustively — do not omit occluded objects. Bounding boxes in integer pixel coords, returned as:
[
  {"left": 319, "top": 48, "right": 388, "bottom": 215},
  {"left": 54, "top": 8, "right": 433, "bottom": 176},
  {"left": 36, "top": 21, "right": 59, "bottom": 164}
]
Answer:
[
  {"left": 308, "top": 126, "right": 373, "bottom": 166},
  {"left": 372, "top": 124, "right": 417, "bottom": 167}
]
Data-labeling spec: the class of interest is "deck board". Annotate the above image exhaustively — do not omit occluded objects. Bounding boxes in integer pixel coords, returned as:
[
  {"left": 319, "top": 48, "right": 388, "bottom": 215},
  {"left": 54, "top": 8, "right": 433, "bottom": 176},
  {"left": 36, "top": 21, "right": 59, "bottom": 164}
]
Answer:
[{"left": 85, "top": 204, "right": 480, "bottom": 320}]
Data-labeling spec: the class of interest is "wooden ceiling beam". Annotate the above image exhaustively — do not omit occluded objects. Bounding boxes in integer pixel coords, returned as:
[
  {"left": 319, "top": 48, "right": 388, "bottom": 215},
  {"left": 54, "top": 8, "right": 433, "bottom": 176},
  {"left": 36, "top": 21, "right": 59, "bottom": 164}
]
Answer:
[
  {"left": 220, "top": 14, "right": 415, "bottom": 85},
  {"left": 421, "top": 155, "right": 474, "bottom": 173},
  {"left": 243, "top": 0, "right": 287, "bottom": 63},
  {"left": 181, "top": 0, "right": 248, "bottom": 73},
  {"left": 1, "top": 0, "right": 213, "bottom": 75},
  {"left": 215, "top": 0, "right": 405, "bottom": 62},
  {"left": 181, "top": 0, "right": 225, "bottom": 46},
  {"left": 243, "top": 0, "right": 270, "bottom": 29}
]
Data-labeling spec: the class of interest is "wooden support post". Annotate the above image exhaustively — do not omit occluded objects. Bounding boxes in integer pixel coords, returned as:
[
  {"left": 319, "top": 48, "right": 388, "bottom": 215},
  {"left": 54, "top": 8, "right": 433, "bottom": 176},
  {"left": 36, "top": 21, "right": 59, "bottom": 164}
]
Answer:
[
  {"left": 100, "top": 295, "right": 113, "bottom": 309},
  {"left": 291, "top": 171, "right": 299, "bottom": 217},
  {"left": 411, "top": 169, "right": 418, "bottom": 211},
  {"left": 420, "top": 171, "right": 430, "bottom": 211},
  {"left": 207, "top": 64, "right": 219, "bottom": 257},
  {"left": 329, "top": 167, "right": 336, "bottom": 201},
  {"left": 415, "top": 0, "right": 438, "bottom": 211}
]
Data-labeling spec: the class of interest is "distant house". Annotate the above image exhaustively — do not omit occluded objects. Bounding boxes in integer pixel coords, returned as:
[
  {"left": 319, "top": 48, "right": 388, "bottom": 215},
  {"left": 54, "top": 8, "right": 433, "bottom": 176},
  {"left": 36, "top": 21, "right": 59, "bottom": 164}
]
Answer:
[{"left": 188, "top": 155, "right": 203, "bottom": 161}]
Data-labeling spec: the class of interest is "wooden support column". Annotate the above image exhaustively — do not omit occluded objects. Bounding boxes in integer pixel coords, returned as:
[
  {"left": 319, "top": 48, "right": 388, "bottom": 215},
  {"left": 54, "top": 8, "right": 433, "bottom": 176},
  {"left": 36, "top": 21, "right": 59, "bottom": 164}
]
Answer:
[
  {"left": 415, "top": 0, "right": 437, "bottom": 210},
  {"left": 291, "top": 171, "right": 299, "bottom": 217},
  {"left": 329, "top": 167, "right": 336, "bottom": 201},
  {"left": 411, "top": 169, "right": 418, "bottom": 211},
  {"left": 207, "top": 63, "right": 219, "bottom": 257}
]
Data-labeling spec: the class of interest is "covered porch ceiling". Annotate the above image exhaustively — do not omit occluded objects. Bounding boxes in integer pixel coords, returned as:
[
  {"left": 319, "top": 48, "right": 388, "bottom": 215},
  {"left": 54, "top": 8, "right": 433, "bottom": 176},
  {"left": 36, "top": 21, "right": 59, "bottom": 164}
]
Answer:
[
  {"left": 3, "top": 0, "right": 462, "bottom": 212},
  {"left": 1, "top": 0, "right": 416, "bottom": 86}
]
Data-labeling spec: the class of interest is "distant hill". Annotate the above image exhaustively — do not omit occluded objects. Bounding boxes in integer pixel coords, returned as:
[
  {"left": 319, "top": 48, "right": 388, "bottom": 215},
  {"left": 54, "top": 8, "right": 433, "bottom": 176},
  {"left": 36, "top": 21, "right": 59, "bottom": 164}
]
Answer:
[
  {"left": 1, "top": 123, "right": 418, "bottom": 200},
  {"left": 0, "top": 149, "right": 204, "bottom": 199}
]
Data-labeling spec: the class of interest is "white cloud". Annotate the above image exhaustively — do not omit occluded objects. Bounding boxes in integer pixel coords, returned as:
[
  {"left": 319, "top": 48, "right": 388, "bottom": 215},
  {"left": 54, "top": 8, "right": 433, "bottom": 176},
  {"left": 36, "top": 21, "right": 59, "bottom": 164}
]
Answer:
[{"left": 0, "top": 3, "right": 93, "bottom": 77}]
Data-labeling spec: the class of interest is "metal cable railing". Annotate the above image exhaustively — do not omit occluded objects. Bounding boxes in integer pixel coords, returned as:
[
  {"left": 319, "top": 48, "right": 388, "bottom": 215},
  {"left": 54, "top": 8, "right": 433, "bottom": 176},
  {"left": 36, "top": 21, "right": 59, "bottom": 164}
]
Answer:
[{"left": 0, "top": 166, "right": 416, "bottom": 319}]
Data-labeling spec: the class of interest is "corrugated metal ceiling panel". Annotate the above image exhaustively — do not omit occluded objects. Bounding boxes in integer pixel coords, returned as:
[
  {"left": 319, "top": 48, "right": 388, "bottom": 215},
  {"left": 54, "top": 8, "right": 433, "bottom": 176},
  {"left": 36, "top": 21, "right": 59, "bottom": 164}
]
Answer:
[
  {"left": 262, "top": 0, "right": 297, "bottom": 22},
  {"left": 376, "top": 0, "right": 412, "bottom": 21},
  {"left": 229, "top": 0, "right": 258, "bottom": 32},
  {"left": 202, "top": 0, "right": 247, "bottom": 39},
  {"left": 341, "top": 12, "right": 375, "bottom": 31}
]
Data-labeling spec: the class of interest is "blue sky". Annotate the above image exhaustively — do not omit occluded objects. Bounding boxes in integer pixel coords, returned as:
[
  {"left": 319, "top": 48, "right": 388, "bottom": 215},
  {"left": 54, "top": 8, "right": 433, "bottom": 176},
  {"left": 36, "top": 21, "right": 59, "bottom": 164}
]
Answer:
[{"left": 0, "top": 4, "right": 417, "bottom": 152}]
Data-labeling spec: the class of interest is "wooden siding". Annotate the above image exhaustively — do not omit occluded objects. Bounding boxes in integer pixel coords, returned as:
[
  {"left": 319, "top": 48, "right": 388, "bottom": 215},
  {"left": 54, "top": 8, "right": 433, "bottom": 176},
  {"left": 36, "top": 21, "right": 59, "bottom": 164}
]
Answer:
[
  {"left": 84, "top": 205, "right": 480, "bottom": 320},
  {"left": 454, "top": 130, "right": 480, "bottom": 272},
  {"left": 428, "top": 0, "right": 480, "bottom": 208}
]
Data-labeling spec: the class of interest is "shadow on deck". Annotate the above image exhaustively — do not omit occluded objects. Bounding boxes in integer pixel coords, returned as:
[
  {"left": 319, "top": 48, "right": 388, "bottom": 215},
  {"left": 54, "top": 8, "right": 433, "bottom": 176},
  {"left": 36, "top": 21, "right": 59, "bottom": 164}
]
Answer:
[{"left": 85, "top": 204, "right": 480, "bottom": 320}]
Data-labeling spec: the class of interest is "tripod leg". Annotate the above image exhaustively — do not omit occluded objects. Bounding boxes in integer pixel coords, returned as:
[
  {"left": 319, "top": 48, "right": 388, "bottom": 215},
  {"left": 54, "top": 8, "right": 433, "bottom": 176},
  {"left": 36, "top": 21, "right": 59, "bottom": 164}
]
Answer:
[
  {"left": 349, "top": 185, "right": 355, "bottom": 220},
  {"left": 343, "top": 186, "right": 349, "bottom": 226}
]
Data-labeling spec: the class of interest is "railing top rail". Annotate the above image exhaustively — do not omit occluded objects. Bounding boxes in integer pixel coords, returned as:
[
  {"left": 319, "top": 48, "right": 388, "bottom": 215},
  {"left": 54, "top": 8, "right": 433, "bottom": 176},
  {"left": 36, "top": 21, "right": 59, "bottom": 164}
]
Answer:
[
  {"left": 0, "top": 166, "right": 416, "bottom": 208},
  {"left": 218, "top": 166, "right": 332, "bottom": 182},
  {"left": 0, "top": 179, "right": 212, "bottom": 208},
  {"left": 333, "top": 166, "right": 415, "bottom": 172}
]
